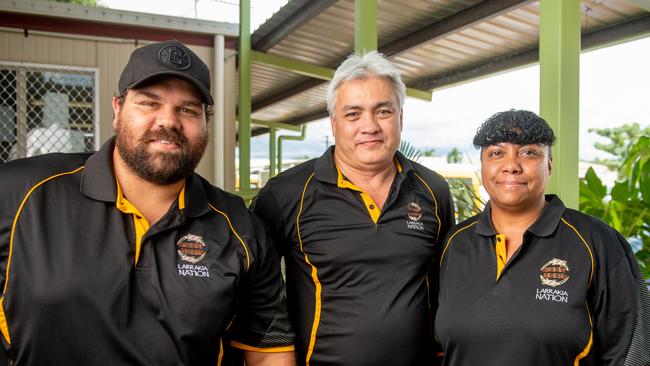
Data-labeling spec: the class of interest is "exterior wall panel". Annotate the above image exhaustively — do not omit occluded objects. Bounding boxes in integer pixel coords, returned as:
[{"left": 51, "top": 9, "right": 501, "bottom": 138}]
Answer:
[{"left": 0, "top": 29, "right": 224, "bottom": 181}]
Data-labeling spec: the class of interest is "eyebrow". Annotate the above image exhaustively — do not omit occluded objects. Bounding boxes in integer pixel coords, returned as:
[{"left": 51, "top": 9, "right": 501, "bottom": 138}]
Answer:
[
  {"left": 132, "top": 90, "right": 160, "bottom": 100},
  {"left": 341, "top": 100, "right": 396, "bottom": 111},
  {"left": 342, "top": 104, "right": 361, "bottom": 111},
  {"left": 132, "top": 91, "right": 202, "bottom": 107},
  {"left": 182, "top": 101, "right": 203, "bottom": 108},
  {"left": 375, "top": 101, "right": 396, "bottom": 109}
]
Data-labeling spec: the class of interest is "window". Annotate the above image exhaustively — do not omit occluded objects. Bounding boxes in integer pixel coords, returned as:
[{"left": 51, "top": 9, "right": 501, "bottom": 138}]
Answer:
[{"left": 0, "top": 63, "right": 98, "bottom": 163}]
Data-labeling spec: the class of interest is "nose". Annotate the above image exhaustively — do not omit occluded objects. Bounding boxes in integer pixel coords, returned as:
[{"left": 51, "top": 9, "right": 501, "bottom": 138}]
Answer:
[
  {"left": 359, "top": 112, "right": 381, "bottom": 134},
  {"left": 501, "top": 154, "right": 522, "bottom": 174},
  {"left": 155, "top": 105, "right": 181, "bottom": 130}
]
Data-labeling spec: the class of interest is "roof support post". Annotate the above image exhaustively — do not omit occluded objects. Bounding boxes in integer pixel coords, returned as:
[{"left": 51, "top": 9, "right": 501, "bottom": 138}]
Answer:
[
  {"left": 355, "top": 0, "right": 377, "bottom": 54},
  {"left": 213, "top": 34, "right": 225, "bottom": 188},
  {"left": 239, "top": 0, "right": 252, "bottom": 191},
  {"left": 539, "top": 0, "right": 581, "bottom": 209},
  {"left": 278, "top": 125, "right": 307, "bottom": 174},
  {"left": 269, "top": 126, "right": 277, "bottom": 177}
]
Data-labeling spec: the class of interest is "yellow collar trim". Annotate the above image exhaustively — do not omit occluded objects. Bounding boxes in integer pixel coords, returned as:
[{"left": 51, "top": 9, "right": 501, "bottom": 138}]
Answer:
[
  {"left": 335, "top": 157, "right": 401, "bottom": 190},
  {"left": 495, "top": 234, "right": 507, "bottom": 281}
]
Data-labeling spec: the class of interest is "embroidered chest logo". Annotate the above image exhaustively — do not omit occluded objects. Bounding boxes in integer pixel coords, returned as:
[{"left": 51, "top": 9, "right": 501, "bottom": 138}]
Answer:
[
  {"left": 540, "top": 258, "right": 570, "bottom": 287},
  {"left": 535, "top": 258, "right": 570, "bottom": 303},
  {"left": 406, "top": 201, "right": 424, "bottom": 230},
  {"left": 177, "top": 234, "right": 210, "bottom": 278}
]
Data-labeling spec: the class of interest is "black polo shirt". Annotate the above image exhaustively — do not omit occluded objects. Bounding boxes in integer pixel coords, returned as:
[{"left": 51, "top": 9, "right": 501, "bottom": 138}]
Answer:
[
  {"left": 251, "top": 147, "right": 455, "bottom": 366},
  {"left": 436, "top": 195, "right": 650, "bottom": 366},
  {"left": 0, "top": 138, "right": 294, "bottom": 365}
]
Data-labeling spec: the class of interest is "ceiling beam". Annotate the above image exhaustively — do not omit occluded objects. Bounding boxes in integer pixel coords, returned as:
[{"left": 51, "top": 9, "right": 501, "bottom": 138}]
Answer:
[
  {"left": 379, "top": 0, "right": 534, "bottom": 57},
  {"left": 252, "top": 78, "right": 324, "bottom": 112},
  {"left": 251, "top": 119, "right": 302, "bottom": 132},
  {"left": 626, "top": 0, "right": 650, "bottom": 12},
  {"left": 251, "top": 50, "right": 334, "bottom": 80},
  {"left": 253, "top": 13, "right": 650, "bottom": 127},
  {"left": 251, "top": 109, "right": 329, "bottom": 137},
  {"left": 252, "top": 0, "right": 338, "bottom": 52},
  {"left": 581, "top": 13, "right": 650, "bottom": 49},
  {"left": 411, "top": 13, "right": 650, "bottom": 91},
  {"left": 252, "top": 0, "right": 530, "bottom": 113},
  {"left": 251, "top": 52, "right": 432, "bottom": 112},
  {"left": 283, "top": 109, "right": 330, "bottom": 125}
]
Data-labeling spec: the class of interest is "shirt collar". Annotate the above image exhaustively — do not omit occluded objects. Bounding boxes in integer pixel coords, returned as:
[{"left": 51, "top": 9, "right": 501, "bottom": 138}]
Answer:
[
  {"left": 183, "top": 174, "right": 211, "bottom": 218},
  {"left": 81, "top": 136, "right": 210, "bottom": 218},
  {"left": 476, "top": 194, "right": 566, "bottom": 238},
  {"left": 313, "top": 146, "right": 414, "bottom": 185},
  {"left": 527, "top": 195, "right": 565, "bottom": 237},
  {"left": 81, "top": 136, "right": 119, "bottom": 202}
]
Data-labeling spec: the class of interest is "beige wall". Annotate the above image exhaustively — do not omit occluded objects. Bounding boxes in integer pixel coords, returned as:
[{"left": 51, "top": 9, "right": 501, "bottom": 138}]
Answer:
[{"left": 0, "top": 29, "right": 236, "bottom": 187}]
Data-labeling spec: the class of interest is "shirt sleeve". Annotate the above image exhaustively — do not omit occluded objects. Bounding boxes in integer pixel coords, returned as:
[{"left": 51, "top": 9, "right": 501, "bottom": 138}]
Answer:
[
  {"left": 591, "top": 229, "right": 650, "bottom": 365},
  {"left": 438, "top": 184, "right": 455, "bottom": 245},
  {"left": 250, "top": 185, "right": 290, "bottom": 257},
  {"left": 430, "top": 179, "right": 455, "bottom": 365},
  {"left": 228, "top": 217, "right": 295, "bottom": 352},
  {"left": 0, "top": 163, "right": 18, "bottom": 292},
  {"left": 614, "top": 232, "right": 650, "bottom": 366}
]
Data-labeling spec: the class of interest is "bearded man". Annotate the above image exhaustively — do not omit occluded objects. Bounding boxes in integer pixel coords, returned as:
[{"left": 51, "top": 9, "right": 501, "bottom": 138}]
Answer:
[{"left": 0, "top": 40, "right": 294, "bottom": 366}]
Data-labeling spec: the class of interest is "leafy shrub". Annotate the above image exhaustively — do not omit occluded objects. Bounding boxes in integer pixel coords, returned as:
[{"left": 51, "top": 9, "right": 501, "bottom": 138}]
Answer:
[{"left": 580, "top": 136, "right": 650, "bottom": 278}]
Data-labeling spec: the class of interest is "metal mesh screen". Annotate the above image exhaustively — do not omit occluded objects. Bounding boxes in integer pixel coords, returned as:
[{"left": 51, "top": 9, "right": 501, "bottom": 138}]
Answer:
[{"left": 0, "top": 64, "right": 97, "bottom": 163}]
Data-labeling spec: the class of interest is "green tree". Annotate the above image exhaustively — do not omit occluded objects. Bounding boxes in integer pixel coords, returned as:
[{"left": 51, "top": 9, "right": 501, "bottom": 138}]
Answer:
[
  {"left": 580, "top": 136, "right": 650, "bottom": 278},
  {"left": 421, "top": 148, "right": 437, "bottom": 157},
  {"left": 448, "top": 178, "right": 485, "bottom": 222},
  {"left": 589, "top": 123, "right": 650, "bottom": 170},
  {"left": 53, "top": 0, "right": 100, "bottom": 6},
  {"left": 398, "top": 140, "right": 422, "bottom": 162},
  {"left": 446, "top": 147, "right": 462, "bottom": 164}
]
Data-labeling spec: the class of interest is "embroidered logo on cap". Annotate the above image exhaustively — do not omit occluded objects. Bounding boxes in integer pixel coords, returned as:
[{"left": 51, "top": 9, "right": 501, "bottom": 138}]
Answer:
[
  {"left": 539, "top": 258, "right": 570, "bottom": 287},
  {"left": 158, "top": 45, "right": 191, "bottom": 70}
]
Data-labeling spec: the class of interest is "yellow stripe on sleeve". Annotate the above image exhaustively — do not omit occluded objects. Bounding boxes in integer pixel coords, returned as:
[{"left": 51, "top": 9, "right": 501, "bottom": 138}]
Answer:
[
  {"left": 296, "top": 173, "right": 321, "bottom": 366},
  {"left": 414, "top": 173, "right": 442, "bottom": 243},
  {"left": 230, "top": 341, "right": 295, "bottom": 353},
  {"left": 208, "top": 204, "right": 250, "bottom": 271},
  {"left": 3, "top": 166, "right": 85, "bottom": 345},
  {"left": 440, "top": 221, "right": 477, "bottom": 267}
]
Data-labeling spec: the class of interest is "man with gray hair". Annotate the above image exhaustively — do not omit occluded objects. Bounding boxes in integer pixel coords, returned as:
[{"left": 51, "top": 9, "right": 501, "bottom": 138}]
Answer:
[{"left": 252, "top": 52, "right": 454, "bottom": 366}]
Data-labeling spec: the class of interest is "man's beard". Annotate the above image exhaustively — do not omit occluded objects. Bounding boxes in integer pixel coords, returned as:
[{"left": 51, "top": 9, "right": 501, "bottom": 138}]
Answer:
[{"left": 115, "top": 119, "right": 208, "bottom": 185}]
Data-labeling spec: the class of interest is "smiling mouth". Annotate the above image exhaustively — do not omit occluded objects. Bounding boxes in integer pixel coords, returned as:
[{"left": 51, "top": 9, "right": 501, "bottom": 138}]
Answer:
[
  {"left": 358, "top": 140, "right": 382, "bottom": 146},
  {"left": 498, "top": 181, "right": 526, "bottom": 186},
  {"left": 150, "top": 139, "right": 182, "bottom": 149}
]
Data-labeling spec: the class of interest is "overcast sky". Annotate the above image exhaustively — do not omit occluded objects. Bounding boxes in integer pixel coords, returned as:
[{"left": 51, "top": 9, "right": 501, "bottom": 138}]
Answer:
[{"left": 101, "top": 0, "right": 650, "bottom": 162}]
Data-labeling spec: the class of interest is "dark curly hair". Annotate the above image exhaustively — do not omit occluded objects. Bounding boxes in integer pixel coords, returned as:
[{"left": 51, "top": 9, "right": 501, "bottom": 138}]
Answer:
[{"left": 473, "top": 109, "right": 556, "bottom": 149}]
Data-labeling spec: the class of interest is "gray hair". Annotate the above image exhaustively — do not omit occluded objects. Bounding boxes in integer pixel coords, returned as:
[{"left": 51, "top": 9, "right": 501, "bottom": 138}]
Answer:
[{"left": 326, "top": 51, "right": 406, "bottom": 116}]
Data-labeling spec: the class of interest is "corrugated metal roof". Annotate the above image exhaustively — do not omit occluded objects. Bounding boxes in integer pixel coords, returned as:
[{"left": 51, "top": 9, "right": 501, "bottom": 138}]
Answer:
[
  {"left": 249, "top": 0, "right": 650, "bottom": 133},
  {"left": 0, "top": 0, "right": 238, "bottom": 36}
]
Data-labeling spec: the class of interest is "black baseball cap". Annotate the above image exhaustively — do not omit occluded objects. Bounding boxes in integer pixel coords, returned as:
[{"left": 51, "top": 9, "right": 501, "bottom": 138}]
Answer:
[{"left": 118, "top": 40, "right": 214, "bottom": 105}]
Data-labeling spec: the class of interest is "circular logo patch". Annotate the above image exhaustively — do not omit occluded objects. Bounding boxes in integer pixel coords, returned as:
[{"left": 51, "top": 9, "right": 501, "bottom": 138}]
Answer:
[
  {"left": 158, "top": 45, "right": 191, "bottom": 70},
  {"left": 407, "top": 201, "right": 422, "bottom": 221},
  {"left": 539, "top": 258, "right": 570, "bottom": 287},
  {"left": 177, "top": 234, "right": 207, "bottom": 263}
]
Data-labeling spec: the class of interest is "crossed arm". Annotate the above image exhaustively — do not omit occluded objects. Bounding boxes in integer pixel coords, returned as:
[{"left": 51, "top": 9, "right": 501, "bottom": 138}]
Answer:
[{"left": 244, "top": 350, "right": 295, "bottom": 366}]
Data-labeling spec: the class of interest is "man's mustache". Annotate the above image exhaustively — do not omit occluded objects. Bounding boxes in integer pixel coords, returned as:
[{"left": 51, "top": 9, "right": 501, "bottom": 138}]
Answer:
[{"left": 140, "top": 128, "right": 187, "bottom": 146}]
